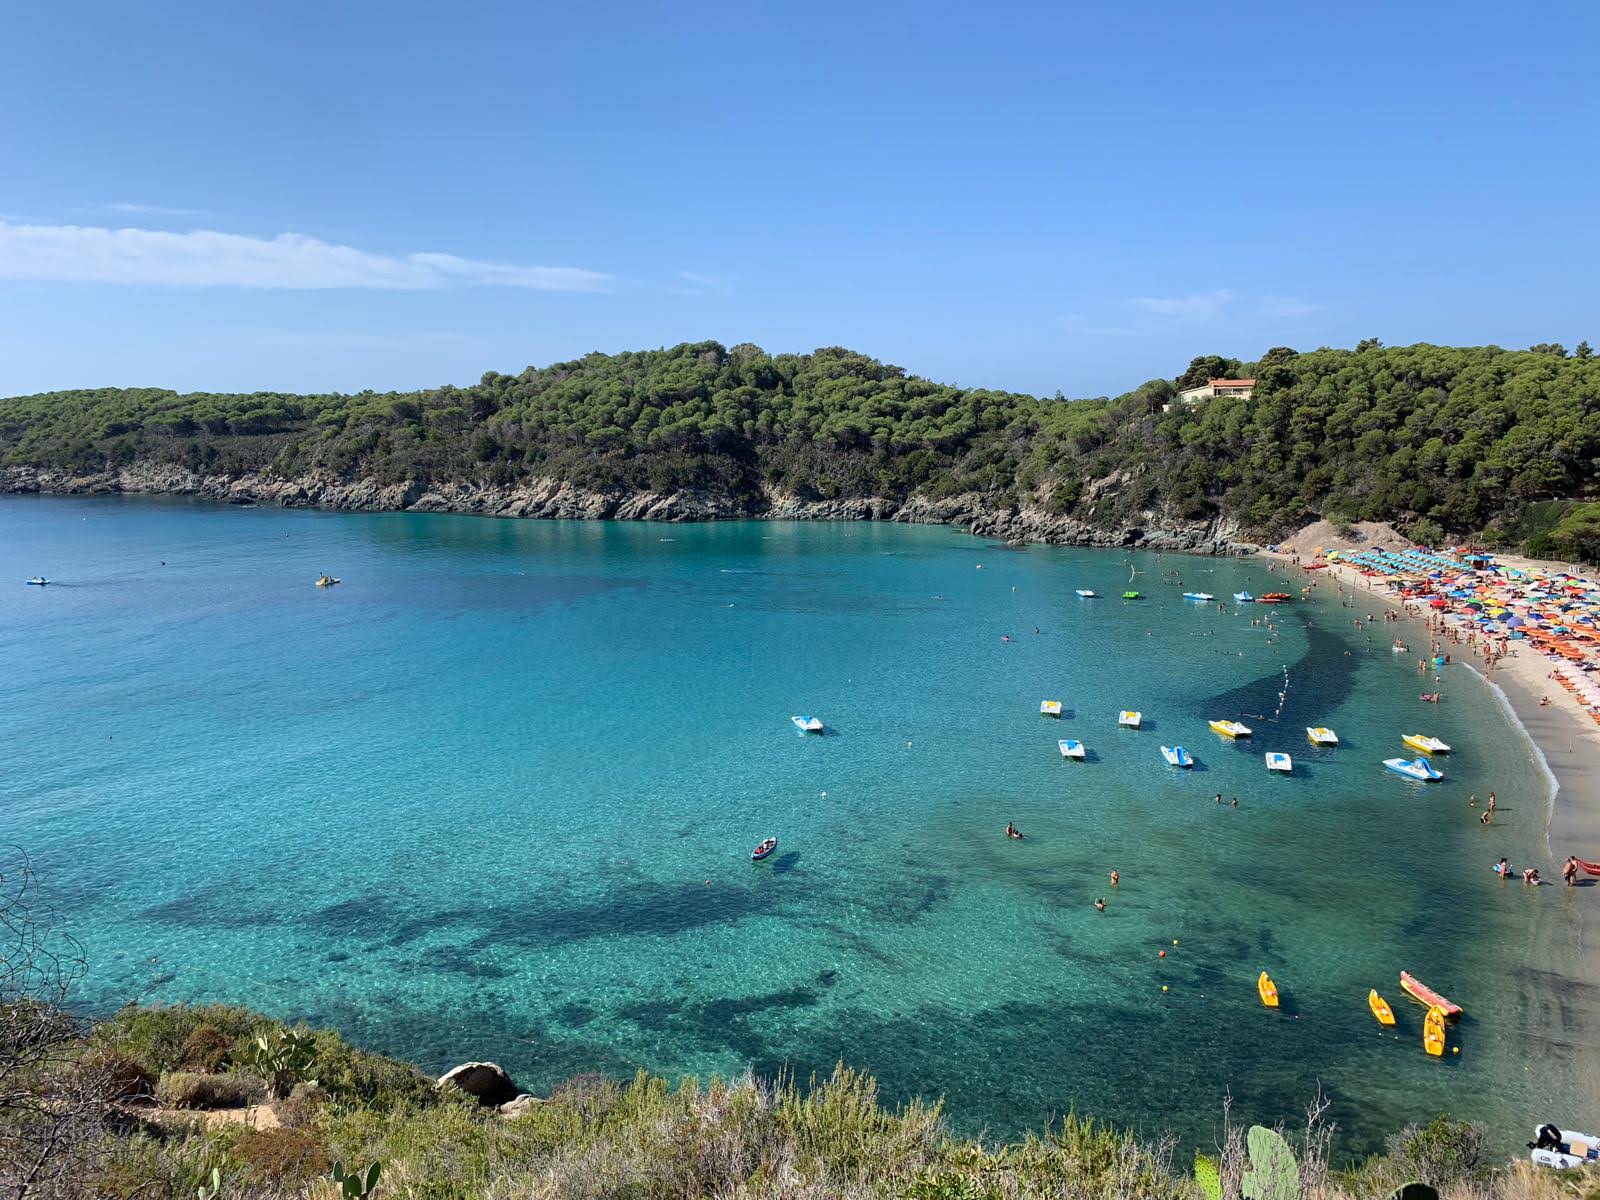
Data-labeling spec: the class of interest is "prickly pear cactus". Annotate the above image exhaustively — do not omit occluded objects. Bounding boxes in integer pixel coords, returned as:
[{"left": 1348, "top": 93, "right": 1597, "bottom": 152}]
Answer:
[
  {"left": 1242, "top": 1125, "right": 1301, "bottom": 1200},
  {"left": 1388, "top": 1185, "right": 1439, "bottom": 1200},
  {"left": 1193, "top": 1151, "right": 1222, "bottom": 1200}
]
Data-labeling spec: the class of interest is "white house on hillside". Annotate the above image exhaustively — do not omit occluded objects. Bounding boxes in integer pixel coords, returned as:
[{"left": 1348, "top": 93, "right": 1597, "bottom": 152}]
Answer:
[{"left": 1178, "top": 378, "right": 1255, "bottom": 405}]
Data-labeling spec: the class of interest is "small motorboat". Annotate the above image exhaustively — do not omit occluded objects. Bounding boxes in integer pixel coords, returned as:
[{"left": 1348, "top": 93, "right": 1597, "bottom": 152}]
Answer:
[
  {"left": 1161, "top": 745, "right": 1193, "bottom": 768},
  {"left": 1306, "top": 726, "right": 1339, "bottom": 746},
  {"left": 751, "top": 837, "right": 778, "bottom": 862},
  {"left": 25, "top": 577, "right": 49, "bottom": 586},
  {"left": 1423, "top": 1005, "right": 1446, "bottom": 1056},
  {"left": 1402, "top": 733, "right": 1451, "bottom": 755},
  {"left": 315, "top": 575, "right": 341, "bottom": 587},
  {"left": 1530, "top": 1124, "right": 1600, "bottom": 1170},
  {"left": 1368, "top": 989, "right": 1395, "bottom": 1026},
  {"left": 1233, "top": 591, "right": 1254, "bottom": 602},
  {"left": 1059, "top": 738, "right": 1086, "bottom": 760},
  {"left": 1575, "top": 857, "right": 1600, "bottom": 878},
  {"left": 1075, "top": 589, "right": 1097, "bottom": 598},
  {"left": 1118, "top": 710, "right": 1142, "bottom": 728},
  {"left": 1209, "top": 719, "right": 1252, "bottom": 739},
  {"left": 1385, "top": 757, "right": 1443, "bottom": 782},
  {"left": 1181, "top": 592, "right": 1215, "bottom": 602},
  {"left": 1258, "top": 971, "right": 1279, "bottom": 1008},
  {"left": 1040, "top": 700, "right": 1063, "bottom": 717},
  {"left": 1399, "top": 971, "right": 1462, "bottom": 1018},
  {"left": 1265, "top": 752, "right": 1292, "bottom": 773},
  {"left": 791, "top": 715, "right": 825, "bottom": 733},
  {"left": 1122, "top": 591, "right": 1141, "bottom": 600}
]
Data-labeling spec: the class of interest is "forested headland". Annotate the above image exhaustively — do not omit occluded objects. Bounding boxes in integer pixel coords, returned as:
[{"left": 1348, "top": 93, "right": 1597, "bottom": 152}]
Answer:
[{"left": 1, "top": 340, "right": 1596, "bottom": 557}]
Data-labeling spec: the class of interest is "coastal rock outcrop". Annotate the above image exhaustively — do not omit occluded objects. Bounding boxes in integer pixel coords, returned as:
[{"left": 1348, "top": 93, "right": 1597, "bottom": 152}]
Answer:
[
  {"left": 0, "top": 463, "right": 1261, "bottom": 554},
  {"left": 437, "top": 1061, "right": 520, "bottom": 1107}
]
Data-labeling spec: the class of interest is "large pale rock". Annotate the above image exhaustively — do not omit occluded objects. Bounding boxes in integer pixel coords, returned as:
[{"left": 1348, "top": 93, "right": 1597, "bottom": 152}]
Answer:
[
  {"left": 498, "top": 1093, "right": 540, "bottom": 1118},
  {"left": 436, "top": 1061, "right": 520, "bottom": 1107}
]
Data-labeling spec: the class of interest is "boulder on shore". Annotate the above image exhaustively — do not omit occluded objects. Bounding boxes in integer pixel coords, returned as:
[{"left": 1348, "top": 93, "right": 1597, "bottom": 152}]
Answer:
[{"left": 436, "top": 1062, "right": 520, "bottom": 1107}]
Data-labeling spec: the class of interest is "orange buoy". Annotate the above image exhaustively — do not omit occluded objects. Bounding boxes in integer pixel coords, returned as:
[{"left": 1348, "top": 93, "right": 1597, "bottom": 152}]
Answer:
[{"left": 1158, "top": 950, "right": 1166, "bottom": 958}]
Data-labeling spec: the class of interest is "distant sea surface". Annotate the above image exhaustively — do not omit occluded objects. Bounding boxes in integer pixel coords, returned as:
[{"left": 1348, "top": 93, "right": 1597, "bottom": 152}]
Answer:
[{"left": 1, "top": 495, "right": 1592, "bottom": 1157}]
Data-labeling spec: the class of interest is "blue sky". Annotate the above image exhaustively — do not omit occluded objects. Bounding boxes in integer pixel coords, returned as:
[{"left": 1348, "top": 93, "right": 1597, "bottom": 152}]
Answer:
[{"left": 2, "top": 0, "right": 1596, "bottom": 398}]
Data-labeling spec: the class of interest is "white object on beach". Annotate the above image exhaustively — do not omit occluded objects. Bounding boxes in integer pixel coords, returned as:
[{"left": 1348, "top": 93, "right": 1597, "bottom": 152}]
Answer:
[
  {"left": 791, "top": 715, "right": 824, "bottom": 733},
  {"left": 1265, "top": 752, "right": 1292, "bottom": 773},
  {"left": 1118, "top": 710, "right": 1142, "bottom": 728}
]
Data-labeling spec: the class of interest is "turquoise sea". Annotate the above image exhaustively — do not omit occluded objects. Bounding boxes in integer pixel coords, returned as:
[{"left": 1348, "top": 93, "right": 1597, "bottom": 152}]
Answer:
[{"left": 1, "top": 494, "right": 1594, "bottom": 1157}]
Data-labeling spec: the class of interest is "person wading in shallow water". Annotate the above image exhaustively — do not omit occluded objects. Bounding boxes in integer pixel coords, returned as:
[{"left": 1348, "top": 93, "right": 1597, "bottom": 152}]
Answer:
[{"left": 1566, "top": 856, "right": 1580, "bottom": 886}]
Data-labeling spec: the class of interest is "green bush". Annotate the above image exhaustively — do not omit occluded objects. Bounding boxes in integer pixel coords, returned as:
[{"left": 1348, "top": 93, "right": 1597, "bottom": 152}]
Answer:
[
  {"left": 155, "top": 1070, "right": 267, "bottom": 1109},
  {"left": 97, "top": 1003, "right": 266, "bottom": 1076},
  {"left": 179, "top": 1024, "right": 234, "bottom": 1072},
  {"left": 230, "top": 1124, "right": 332, "bottom": 1185}
]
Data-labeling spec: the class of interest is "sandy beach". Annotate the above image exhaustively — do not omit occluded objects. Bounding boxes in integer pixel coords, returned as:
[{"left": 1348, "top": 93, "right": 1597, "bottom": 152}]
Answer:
[{"left": 1263, "top": 549, "right": 1600, "bottom": 863}]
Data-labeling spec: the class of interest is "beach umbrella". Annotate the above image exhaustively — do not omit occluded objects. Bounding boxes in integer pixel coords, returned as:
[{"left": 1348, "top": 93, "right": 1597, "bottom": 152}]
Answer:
[
  {"left": 1504, "top": 615, "right": 1524, "bottom": 628},
  {"left": 1430, "top": 599, "right": 1449, "bottom": 609}
]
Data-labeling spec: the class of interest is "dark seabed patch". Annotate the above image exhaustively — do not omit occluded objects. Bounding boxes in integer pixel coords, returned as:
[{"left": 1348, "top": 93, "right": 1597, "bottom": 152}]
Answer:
[
  {"left": 1202, "top": 616, "right": 1360, "bottom": 729},
  {"left": 143, "top": 882, "right": 273, "bottom": 930}
]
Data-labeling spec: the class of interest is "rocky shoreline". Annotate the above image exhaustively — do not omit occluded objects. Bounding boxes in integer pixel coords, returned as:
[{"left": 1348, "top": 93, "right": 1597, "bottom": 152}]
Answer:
[{"left": 0, "top": 462, "right": 1259, "bottom": 553}]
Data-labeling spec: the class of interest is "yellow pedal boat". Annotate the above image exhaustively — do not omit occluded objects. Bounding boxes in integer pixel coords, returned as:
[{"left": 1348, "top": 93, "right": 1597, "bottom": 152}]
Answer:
[
  {"left": 1368, "top": 989, "right": 1395, "bottom": 1026},
  {"left": 1402, "top": 733, "right": 1450, "bottom": 754},
  {"left": 1423, "top": 1006, "right": 1446, "bottom": 1056},
  {"left": 1258, "top": 970, "right": 1279, "bottom": 1008},
  {"left": 1210, "top": 719, "right": 1253, "bottom": 739}
]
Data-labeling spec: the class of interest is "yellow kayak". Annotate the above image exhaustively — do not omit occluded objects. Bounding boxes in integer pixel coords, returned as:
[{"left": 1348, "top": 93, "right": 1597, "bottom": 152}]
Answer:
[
  {"left": 1423, "top": 1006, "right": 1446, "bottom": 1056},
  {"left": 1258, "top": 971, "right": 1279, "bottom": 1008},
  {"left": 1368, "top": 989, "right": 1395, "bottom": 1026}
]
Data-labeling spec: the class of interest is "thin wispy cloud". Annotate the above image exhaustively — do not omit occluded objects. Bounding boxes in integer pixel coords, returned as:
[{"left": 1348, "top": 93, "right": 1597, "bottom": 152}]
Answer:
[
  {"left": 1128, "top": 289, "right": 1234, "bottom": 319},
  {"left": 0, "top": 221, "right": 610, "bottom": 291},
  {"left": 97, "top": 201, "right": 208, "bottom": 218},
  {"left": 670, "top": 269, "right": 733, "bottom": 296},
  {"left": 1257, "top": 295, "right": 1322, "bottom": 318}
]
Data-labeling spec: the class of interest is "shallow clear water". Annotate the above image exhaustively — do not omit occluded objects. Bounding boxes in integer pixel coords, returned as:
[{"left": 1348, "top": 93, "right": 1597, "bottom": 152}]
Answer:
[{"left": 1, "top": 495, "right": 1592, "bottom": 1157}]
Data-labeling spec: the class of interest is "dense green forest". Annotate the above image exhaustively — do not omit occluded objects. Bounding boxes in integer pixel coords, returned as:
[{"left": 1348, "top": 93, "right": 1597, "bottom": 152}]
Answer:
[{"left": 1, "top": 340, "right": 1596, "bottom": 554}]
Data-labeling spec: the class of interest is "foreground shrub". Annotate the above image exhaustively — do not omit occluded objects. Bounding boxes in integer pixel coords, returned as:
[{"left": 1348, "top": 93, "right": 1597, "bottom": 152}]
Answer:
[
  {"left": 98, "top": 1003, "right": 266, "bottom": 1076},
  {"left": 155, "top": 1070, "right": 266, "bottom": 1109},
  {"left": 278, "top": 1081, "right": 330, "bottom": 1129},
  {"left": 179, "top": 1023, "right": 235, "bottom": 1072},
  {"left": 231, "top": 1124, "right": 332, "bottom": 1185}
]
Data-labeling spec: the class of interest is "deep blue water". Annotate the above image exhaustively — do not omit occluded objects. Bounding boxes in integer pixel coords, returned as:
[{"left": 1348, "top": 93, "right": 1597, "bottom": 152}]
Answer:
[{"left": 0, "top": 494, "right": 1591, "bottom": 1157}]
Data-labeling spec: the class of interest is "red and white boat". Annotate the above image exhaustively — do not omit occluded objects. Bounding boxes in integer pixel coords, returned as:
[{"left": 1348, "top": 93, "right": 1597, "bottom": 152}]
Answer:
[
  {"left": 1576, "top": 858, "right": 1600, "bottom": 878},
  {"left": 751, "top": 837, "right": 778, "bottom": 862},
  {"left": 1399, "top": 971, "right": 1462, "bottom": 1019}
]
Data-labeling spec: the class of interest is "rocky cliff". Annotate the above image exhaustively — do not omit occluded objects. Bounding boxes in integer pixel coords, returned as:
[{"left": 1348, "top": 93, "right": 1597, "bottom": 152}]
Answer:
[{"left": 0, "top": 463, "right": 1258, "bottom": 554}]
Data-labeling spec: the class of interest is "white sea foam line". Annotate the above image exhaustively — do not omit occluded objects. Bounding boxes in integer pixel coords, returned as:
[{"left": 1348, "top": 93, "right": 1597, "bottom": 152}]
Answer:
[{"left": 1463, "top": 662, "right": 1560, "bottom": 860}]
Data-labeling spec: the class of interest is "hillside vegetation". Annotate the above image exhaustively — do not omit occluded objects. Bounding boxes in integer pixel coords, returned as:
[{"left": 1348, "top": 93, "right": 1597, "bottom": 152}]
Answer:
[
  {"left": 1, "top": 340, "right": 1596, "bottom": 552},
  {"left": 7, "top": 999, "right": 1584, "bottom": 1200}
]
